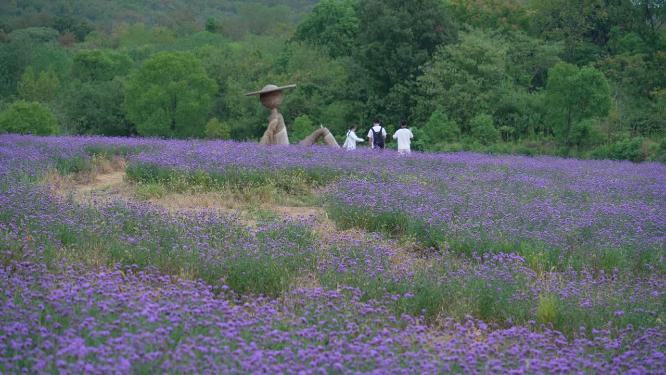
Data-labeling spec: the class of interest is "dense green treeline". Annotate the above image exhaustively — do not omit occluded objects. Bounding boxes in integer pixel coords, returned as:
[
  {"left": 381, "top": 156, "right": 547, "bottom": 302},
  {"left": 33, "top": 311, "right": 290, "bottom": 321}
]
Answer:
[{"left": 0, "top": 0, "right": 664, "bottom": 161}]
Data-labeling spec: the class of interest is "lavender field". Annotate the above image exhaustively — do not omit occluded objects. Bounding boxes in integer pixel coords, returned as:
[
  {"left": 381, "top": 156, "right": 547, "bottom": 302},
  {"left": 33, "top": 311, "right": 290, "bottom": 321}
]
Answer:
[{"left": 1, "top": 134, "right": 665, "bottom": 374}]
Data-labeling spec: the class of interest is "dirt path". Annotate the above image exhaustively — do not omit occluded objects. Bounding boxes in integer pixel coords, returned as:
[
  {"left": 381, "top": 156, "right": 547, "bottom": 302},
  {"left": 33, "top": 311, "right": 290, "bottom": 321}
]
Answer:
[
  {"left": 56, "top": 166, "right": 333, "bottom": 225},
  {"left": 52, "top": 166, "right": 421, "bottom": 271}
]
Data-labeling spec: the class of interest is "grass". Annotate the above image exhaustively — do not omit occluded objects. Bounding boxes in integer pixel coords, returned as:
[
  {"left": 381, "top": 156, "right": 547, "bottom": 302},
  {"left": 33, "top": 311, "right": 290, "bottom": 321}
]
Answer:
[
  {"left": 125, "top": 162, "right": 324, "bottom": 209},
  {"left": 325, "top": 200, "right": 663, "bottom": 276},
  {"left": 2, "top": 190, "right": 319, "bottom": 297},
  {"left": 125, "top": 162, "right": 338, "bottom": 194},
  {"left": 4, "top": 150, "right": 663, "bottom": 341}
]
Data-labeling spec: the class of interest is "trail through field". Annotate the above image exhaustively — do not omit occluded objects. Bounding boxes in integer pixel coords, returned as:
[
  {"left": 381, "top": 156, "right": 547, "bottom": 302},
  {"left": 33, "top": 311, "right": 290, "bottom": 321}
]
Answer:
[
  {"left": 57, "top": 166, "right": 421, "bottom": 271},
  {"left": 75, "top": 170, "right": 127, "bottom": 197}
]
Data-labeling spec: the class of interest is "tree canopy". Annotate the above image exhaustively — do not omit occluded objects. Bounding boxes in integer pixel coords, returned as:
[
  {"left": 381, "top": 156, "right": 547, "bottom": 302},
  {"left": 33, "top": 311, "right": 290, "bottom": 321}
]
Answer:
[
  {"left": 0, "top": 0, "right": 663, "bottom": 161},
  {"left": 124, "top": 52, "right": 217, "bottom": 138},
  {"left": 0, "top": 100, "right": 58, "bottom": 135}
]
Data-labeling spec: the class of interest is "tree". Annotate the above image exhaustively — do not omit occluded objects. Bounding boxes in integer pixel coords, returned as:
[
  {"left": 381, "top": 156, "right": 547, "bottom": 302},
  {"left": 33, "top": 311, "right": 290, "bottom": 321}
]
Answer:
[
  {"left": 504, "top": 31, "right": 562, "bottom": 90},
  {"left": 205, "top": 118, "right": 231, "bottom": 140},
  {"left": 415, "top": 29, "right": 508, "bottom": 133},
  {"left": 355, "top": 0, "right": 457, "bottom": 119},
  {"left": 545, "top": 62, "right": 611, "bottom": 145},
  {"left": 0, "top": 27, "right": 71, "bottom": 98},
  {"left": 0, "top": 100, "right": 58, "bottom": 135},
  {"left": 275, "top": 42, "right": 358, "bottom": 136},
  {"left": 290, "top": 115, "right": 316, "bottom": 143},
  {"left": 72, "top": 49, "right": 132, "bottom": 81},
  {"left": 57, "top": 32, "right": 76, "bottom": 47},
  {"left": 422, "top": 108, "right": 460, "bottom": 144},
  {"left": 205, "top": 18, "right": 221, "bottom": 34},
  {"left": 448, "top": 0, "right": 530, "bottom": 31},
  {"left": 569, "top": 118, "right": 603, "bottom": 148},
  {"left": 356, "top": 0, "right": 457, "bottom": 91},
  {"left": 528, "top": 0, "right": 607, "bottom": 64},
  {"left": 469, "top": 113, "right": 499, "bottom": 145},
  {"left": 62, "top": 79, "right": 133, "bottom": 136},
  {"left": 294, "top": 0, "right": 360, "bottom": 58},
  {"left": 53, "top": 16, "right": 93, "bottom": 41},
  {"left": 17, "top": 67, "right": 59, "bottom": 102},
  {"left": 124, "top": 52, "right": 217, "bottom": 138}
]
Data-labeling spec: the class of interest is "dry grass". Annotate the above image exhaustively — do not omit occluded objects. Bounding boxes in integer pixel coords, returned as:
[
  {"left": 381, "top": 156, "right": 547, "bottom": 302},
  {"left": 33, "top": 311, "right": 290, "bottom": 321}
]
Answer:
[{"left": 46, "top": 161, "right": 426, "bottom": 290}]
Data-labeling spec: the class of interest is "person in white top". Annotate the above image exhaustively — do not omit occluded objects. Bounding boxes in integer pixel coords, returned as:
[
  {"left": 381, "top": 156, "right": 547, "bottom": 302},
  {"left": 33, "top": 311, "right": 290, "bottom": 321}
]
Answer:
[
  {"left": 342, "top": 125, "right": 365, "bottom": 150},
  {"left": 367, "top": 119, "right": 387, "bottom": 149},
  {"left": 393, "top": 120, "right": 414, "bottom": 154}
]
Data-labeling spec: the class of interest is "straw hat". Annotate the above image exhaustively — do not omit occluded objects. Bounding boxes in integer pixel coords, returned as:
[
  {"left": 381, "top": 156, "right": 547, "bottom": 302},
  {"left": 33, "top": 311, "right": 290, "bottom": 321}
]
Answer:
[{"left": 245, "top": 84, "right": 296, "bottom": 96}]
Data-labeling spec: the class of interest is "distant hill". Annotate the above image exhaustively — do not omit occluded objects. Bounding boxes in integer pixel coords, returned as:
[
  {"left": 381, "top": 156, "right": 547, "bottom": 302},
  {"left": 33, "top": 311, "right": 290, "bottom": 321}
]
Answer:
[{"left": 0, "top": 0, "right": 320, "bottom": 32}]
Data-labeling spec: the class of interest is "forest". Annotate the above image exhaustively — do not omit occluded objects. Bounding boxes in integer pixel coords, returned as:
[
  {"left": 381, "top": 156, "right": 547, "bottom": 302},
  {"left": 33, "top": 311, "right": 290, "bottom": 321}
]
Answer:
[{"left": 0, "top": 0, "right": 664, "bottom": 161}]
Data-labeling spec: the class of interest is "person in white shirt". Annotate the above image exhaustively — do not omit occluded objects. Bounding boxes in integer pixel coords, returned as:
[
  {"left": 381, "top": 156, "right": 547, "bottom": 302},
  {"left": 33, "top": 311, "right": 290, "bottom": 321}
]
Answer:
[
  {"left": 367, "top": 119, "right": 387, "bottom": 149},
  {"left": 342, "top": 125, "right": 365, "bottom": 150},
  {"left": 393, "top": 120, "right": 414, "bottom": 154}
]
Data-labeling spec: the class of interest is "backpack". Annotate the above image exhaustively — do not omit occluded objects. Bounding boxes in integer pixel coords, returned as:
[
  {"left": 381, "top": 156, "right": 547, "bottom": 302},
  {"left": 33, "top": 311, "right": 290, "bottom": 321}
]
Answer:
[{"left": 372, "top": 127, "right": 385, "bottom": 148}]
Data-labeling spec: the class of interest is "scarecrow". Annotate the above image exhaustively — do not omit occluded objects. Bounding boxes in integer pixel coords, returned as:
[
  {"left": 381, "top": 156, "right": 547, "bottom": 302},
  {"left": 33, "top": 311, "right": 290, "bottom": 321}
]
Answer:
[{"left": 246, "top": 84, "right": 339, "bottom": 147}]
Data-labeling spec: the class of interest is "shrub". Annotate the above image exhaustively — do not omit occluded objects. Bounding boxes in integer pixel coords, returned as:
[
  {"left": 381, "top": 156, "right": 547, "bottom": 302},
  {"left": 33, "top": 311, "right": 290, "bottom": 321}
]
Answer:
[
  {"left": 205, "top": 118, "right": 232, "bottom": 139},
  {"left": 0, "top": 100, "right": 58, "bottom": 135},
  {"left": 592, "top": 137, "right": 646, "bottom": 162},
  {"left": 423, "top": 108, "right": 460, "bottom": 144},
  {"left": 290, "top": 115, "right": 315, "bottom": 143},
  {"left": 536, "top": 293, "right": 562, "bottom": 327},
  {"left": 570, "top": 118, "right": 603, "bottom": 148},
  {"left": 657, "top": 139, "right": 666, "bottom": 163},
  {"left": 17, "top": 67, "right": 60, "bottom": 103},
  {"left": 135, "top": 183, "right": 167, "bottom": 200},
  {"left": 469, "top": 114, "right": 499, "bottom": 145}
]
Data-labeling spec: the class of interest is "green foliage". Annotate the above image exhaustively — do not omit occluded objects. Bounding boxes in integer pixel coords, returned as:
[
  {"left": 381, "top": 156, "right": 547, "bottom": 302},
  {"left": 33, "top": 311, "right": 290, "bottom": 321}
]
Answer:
[
  {"left": 126, "top": 162, "right": 339, "bottom": 196},
  {"left": 290, "top": 115, "right": 315, "bottom": 143},
  {"left": 536, "top": 293, "right": 562, "bottom": 326},
  {"left": 205, "top": 118, "right": 231, "bottom": 140},
  {"left": 0, "top": 28, "right": 72, "bottom": 98},
  {"left": 205, "top": 18, "right": 220, "bottom": 34},
  {"left": 0, "top": 100, "right": 58, "bottom": 135},
  {"left": 8, "top": 27, "right": 59, "bottom": 43},
  {"left": 355, "top": 0, "right": 457, "bottom": 119},
  {"left": 504, "top": 31, "right": 562, "bottom": 89},
  {"left": 356, "top": 0, "right": 457, "bottom": 90},
  {"left": 124, "top": 51, "right": 217, "bottom": 138},
  {"left": 546, "top": 62, "right": 611, "bottom": 146},
  {"left": 53, "top": 16, "right": 93, "bottom": 41},
  {"left": 469, "top": 114, "right": 499, "bottom": 145},
  {"left": 608, "top": 27, "right": 647, "bottom": 55},
  {"left": 592, "top": 137, "right": 647, "bottom": 163},
  {"left": 61, "top": 79, "right": 133, "bottom": 136},
  {"left": 448, "top": 0, "right": 530, "bottom": 31},
  {"left": 528, "top": 0, "right": 610, "bottom": 64},
  {"left": 658, "top": 139, "right": 666, "bottom": 163},
  {"left": 422, "top": 108, "right": 460, "bottom": 144},
  {"left": 134, "top": 183, "right": 167, "bottom": 200},
  {"left": 0, "top": 0, "right": 662, "bottom": 161},
  {"left": 72, "top": 49, "right": 132, "bottom": 81},
  {"left": 17, "top": 67, "right": 59, "bottom": 103},
  {"left": 225, "top": 3, "right": 295, "bottom": 39},
  {"left": 569, "top": 119, "right": 603, "bottom": 148},
  {"left": 416, "top": 29, "right": 509, "bottom": 132},
  {"left": 294, "top": 0, "right": 359, "bottom": 58},
  {"left": 276, "top": 42, "right": 356, "bottom": 136}
]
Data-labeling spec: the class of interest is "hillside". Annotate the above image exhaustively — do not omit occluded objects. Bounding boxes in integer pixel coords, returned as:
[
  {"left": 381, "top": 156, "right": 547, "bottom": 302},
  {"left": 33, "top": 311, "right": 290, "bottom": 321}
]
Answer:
[
  {"left": 0, "top": 0, "right": 318, "bottom": 31},
  {"left": 0, "top": 0, "right": 664, "bottom": 161}
]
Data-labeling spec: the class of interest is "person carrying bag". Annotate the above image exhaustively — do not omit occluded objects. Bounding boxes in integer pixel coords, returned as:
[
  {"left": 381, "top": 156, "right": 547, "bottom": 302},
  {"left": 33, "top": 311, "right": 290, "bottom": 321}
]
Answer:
[{"left": 367, "top": 119, "right": 387, "bottom": 150}]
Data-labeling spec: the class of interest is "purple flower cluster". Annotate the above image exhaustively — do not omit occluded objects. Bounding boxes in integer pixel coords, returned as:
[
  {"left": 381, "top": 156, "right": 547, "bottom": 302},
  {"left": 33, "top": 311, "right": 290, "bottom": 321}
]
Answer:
[
  {"left": 2, "top": 262, "right": 664, "bottom": 374},
  {"left": 1, "top": 134, "right": 665, "bottom": 373},
  {"left": 102, "top": 134, "right": 665, "bottom": 263}
]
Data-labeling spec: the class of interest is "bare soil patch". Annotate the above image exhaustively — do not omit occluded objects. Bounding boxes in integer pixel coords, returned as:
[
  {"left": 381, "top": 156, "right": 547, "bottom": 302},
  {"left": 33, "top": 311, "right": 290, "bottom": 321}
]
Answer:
[{"left": 50, "top": 165, "right": 422, "bottom": 272}]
